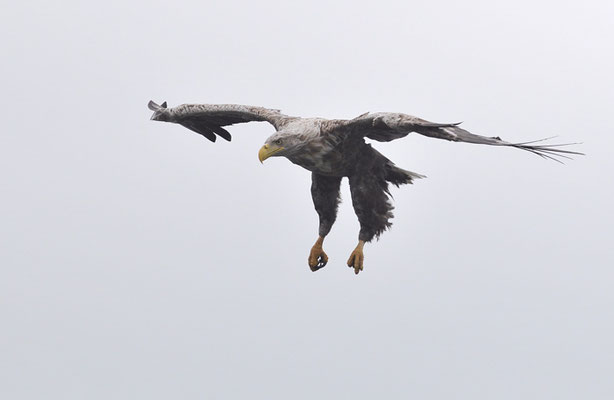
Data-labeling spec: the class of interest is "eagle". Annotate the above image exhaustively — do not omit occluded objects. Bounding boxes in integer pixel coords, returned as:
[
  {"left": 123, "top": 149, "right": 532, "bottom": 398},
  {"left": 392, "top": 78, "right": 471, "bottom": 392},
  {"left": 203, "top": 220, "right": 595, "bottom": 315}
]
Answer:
[{"left": 148, "top": 100, "right": 581, "bottom": 274}]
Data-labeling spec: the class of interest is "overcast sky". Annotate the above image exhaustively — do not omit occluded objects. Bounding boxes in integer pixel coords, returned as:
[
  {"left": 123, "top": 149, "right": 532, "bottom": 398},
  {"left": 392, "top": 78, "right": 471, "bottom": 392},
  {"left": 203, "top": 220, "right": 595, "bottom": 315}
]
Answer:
[{"left": 2, "top": 0, "right": 613, "bottom": 399}]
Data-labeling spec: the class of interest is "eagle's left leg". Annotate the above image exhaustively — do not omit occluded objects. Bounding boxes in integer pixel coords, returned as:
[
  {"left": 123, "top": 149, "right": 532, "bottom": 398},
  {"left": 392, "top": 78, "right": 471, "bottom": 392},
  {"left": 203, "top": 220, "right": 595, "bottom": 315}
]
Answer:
[
  {"left": 347, "top": 172, "right": 394, "bottom": 274},
  {"left": 308, "top": 173, "right": 342, "bottom": 271}
]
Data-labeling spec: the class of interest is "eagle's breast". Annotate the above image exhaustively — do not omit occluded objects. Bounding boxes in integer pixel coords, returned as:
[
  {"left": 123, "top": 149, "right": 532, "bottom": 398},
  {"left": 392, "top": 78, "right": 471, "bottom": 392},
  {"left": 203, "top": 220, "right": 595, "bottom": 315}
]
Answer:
[
  {"left": 281, "top": 117, "right": 356, "bottom": 176},
  {"left": 288, "top": 137, "right": 350, "bottom": 176}
]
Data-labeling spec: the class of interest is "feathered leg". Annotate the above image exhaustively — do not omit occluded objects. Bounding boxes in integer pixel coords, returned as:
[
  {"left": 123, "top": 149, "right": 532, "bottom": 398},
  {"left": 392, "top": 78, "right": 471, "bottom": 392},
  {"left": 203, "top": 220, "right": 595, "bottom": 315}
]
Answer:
[
  {"left": 347, "top": 171, "right": 394, "bottom": 274},
  {"left": 308, "top": 173, "right": 342, "bottom": 271}
]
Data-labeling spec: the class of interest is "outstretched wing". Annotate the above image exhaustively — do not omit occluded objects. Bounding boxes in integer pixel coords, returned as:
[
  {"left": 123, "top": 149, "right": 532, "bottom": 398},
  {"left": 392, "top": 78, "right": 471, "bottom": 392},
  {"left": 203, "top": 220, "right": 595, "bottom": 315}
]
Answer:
[
  {"left": 148, "top": 101, "right": 293, "bottom": 142},
  {"left": 338, "top": 112, "right": 583, "bottom": 162}
]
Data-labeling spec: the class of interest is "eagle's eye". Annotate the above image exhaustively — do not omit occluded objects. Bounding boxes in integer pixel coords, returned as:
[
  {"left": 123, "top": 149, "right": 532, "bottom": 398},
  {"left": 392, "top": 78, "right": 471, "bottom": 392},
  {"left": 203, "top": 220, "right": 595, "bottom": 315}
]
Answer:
[{"left": 274, "top": 139, "right": 283, "bottom": 145}]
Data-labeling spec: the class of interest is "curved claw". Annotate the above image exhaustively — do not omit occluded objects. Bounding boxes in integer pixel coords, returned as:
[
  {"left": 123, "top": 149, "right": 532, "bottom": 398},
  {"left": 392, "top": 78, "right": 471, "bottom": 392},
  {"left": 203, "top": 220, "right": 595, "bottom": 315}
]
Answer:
[
  {"left": 308, "top": 237, "right": 328, "bottom": 272},
  {"left": 309, "top": 251, "right": 328, "bottom": 271},
  {"left": 347, "top": 241, "right": 365, "bottom": 275}
]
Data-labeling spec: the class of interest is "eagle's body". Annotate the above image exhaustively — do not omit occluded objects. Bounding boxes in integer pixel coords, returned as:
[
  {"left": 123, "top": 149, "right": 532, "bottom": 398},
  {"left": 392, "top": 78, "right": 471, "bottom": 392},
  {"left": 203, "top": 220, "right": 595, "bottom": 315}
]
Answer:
[
  {"left": 148, "top": 101, "right": 581, "bottom": 274},
  {"left": 280, "top": 119, "right": 388, "bottom": 177}
]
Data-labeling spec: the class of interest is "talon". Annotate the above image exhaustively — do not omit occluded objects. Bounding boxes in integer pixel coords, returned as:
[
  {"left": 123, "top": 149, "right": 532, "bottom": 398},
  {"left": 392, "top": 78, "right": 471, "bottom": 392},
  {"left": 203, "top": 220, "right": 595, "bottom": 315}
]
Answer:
[
  {"left": 308, "top": 237, "right": 328, "bottom": 272},
  {"left": 346, "top": 240, "right": 365, "bottom": 275}
]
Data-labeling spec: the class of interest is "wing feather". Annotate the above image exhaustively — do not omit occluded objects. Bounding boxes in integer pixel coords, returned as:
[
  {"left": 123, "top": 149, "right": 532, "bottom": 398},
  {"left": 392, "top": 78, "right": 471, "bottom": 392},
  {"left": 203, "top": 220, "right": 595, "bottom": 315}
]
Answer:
[
  {"left": 339, "top": 112, "right": 583, "bottom": 162},
  {"left": 148, "top": 101, "right": 293, "bottom": 142}
]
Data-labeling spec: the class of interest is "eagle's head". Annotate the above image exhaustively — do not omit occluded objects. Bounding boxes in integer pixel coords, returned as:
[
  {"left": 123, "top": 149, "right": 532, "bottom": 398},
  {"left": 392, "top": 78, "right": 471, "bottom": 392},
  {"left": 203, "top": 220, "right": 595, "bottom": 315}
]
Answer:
[{"left": 258, "top": 132, "right": 303, "bottom": 162}]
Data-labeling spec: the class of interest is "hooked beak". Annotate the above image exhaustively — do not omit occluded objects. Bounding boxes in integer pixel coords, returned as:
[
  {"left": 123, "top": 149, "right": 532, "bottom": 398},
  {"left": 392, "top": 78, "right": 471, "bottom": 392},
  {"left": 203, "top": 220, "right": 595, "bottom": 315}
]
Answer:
[{"left": 258, "top": 144, "right": 284, "bottom": 163}]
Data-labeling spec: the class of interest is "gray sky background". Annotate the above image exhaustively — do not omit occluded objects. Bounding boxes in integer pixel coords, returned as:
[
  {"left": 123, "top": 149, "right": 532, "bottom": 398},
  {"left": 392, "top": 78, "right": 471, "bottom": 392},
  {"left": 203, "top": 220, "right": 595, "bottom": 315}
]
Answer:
[{"left": 2, "top": 0, "right": 613, "bottom": 398}]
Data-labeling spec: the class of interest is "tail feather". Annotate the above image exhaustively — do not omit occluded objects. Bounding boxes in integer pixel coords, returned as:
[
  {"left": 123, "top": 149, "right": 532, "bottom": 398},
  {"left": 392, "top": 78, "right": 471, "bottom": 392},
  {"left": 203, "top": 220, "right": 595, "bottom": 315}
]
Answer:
[{"left": 386, "top": 163, "right": 426, "bottom": 186}]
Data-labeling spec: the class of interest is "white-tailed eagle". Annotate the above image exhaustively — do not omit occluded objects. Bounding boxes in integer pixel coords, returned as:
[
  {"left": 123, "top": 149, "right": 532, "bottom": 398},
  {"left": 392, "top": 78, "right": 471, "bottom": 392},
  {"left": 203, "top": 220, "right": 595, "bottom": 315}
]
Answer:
[{"left": 148, "top": 100, "right": 581, "bottom": 274}]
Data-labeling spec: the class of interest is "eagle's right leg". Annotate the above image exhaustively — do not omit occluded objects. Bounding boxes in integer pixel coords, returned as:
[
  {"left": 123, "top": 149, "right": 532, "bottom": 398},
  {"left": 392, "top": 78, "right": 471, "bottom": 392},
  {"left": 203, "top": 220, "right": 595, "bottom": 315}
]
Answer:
[
  {"left": 308, "top": 173, "right": 342, "bottom": 271},
  {"left": 347, "top": 172, "right": 394, "bottom": 274}
]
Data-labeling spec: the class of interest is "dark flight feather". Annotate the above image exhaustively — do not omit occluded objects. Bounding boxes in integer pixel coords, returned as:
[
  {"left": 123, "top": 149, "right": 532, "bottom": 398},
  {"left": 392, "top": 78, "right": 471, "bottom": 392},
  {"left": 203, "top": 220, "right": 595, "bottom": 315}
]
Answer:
[{"left": 343, "top": 112, "right": 583, "bottom": 163}]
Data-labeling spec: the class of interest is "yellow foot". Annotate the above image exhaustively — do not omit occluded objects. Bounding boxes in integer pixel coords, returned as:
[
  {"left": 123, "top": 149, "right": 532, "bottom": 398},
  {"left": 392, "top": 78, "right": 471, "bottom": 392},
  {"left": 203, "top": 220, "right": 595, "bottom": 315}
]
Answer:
[
  {"left": 308, "top": 237, "right": 328, "bottom": 271},
  {"left": 347, "top": 240, "right": 365, "bottom": 275}
]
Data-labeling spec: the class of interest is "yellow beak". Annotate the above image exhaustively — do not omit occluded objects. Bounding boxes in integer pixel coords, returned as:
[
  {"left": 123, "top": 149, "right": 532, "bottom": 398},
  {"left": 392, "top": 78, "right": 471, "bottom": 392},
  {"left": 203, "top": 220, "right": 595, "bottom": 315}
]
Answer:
[{"left": 258, "top": 144, "right": 284, "bottom": 163}]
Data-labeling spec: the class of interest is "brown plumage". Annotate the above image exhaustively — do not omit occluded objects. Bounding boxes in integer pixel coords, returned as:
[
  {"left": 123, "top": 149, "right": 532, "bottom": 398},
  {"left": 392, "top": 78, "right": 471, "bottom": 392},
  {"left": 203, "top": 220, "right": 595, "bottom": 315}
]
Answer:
[{"left": 148, "top": 100, "right": 582, "bottom": 274}]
